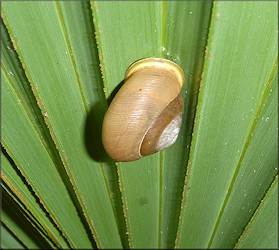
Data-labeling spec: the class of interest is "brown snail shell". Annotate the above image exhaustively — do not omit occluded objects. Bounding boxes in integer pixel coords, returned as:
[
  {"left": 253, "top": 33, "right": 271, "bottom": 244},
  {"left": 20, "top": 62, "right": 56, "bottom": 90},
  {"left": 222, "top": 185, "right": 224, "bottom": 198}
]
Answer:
[{"left": 102, "top": 58, "right": 185, "bottom": 162}]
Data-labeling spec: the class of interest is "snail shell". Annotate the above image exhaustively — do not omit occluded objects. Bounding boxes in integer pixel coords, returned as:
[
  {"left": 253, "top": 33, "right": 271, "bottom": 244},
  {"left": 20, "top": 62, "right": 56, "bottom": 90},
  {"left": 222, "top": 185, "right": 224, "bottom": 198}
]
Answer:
[{"left": 102, "top": 58, "right": 185, "bottom": 162}]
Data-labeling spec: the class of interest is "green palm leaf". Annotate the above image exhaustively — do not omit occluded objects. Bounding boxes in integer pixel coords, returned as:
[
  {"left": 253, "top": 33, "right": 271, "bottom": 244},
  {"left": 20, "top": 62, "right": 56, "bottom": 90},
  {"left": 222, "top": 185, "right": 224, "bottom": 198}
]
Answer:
[{"left": 1, "top": 1, "right": 277, "bottom": 249}]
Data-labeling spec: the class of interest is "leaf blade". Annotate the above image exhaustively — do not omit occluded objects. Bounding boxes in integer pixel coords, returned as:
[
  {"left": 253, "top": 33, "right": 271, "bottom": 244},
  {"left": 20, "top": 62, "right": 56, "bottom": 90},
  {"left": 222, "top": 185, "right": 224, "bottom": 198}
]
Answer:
[
  {"left": 176, "top": 2, "right": 278, "bottom": 248},
  {"left": 210, "top": 61, "right": 278, "bottom": 247},
  {"left": 161, "top": 1, "right": 212, "bottom": 247},
  {"left": 1, "top": 0, "right": 123, "bottom": 245},
  {"left": 1, "top": 225, "right": 25, "bottom": 250},
  {"left": 92, "top": 1, "right": 163, "bottom": 247},
  {"left": 57, "top": 2, "right": 128, "bottom": 246},
  {"left": 2, "top": 151, "right": 69, "bottom": 248},
  {"left": 1, "top": 64, "right": 91, "bottom": 247},
  {"left": 235, "top": 176, "right": 278, "bottom": 249},
  {"left": 2, "top": 190, "right": 52, "bottom": 249}
]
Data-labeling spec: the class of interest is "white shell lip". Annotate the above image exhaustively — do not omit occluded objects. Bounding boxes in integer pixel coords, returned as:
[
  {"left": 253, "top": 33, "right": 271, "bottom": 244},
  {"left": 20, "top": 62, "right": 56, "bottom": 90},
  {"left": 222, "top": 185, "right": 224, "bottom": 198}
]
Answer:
[{"left": 125, "top": 58, "right": 185, "bottom": 88}]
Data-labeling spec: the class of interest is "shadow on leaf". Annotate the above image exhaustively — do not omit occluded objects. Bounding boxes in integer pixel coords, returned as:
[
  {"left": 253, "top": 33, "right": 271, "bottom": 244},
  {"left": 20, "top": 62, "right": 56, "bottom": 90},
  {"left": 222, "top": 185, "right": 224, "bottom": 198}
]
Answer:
[{"left": 84, "top": 80, "right": 124, "bottom": 162}]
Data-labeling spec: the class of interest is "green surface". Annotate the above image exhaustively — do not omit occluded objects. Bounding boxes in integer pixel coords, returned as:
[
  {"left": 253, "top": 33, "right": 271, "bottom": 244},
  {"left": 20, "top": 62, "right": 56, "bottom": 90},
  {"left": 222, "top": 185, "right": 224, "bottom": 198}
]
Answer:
[
  {"left": 1, "top": 224, "right": 25, "bottom": 250},
  {"left": 92, "top": 2, "right": 213, "bottom": 248},
  {"left": 1, "top": 55, "right": 92, "bottom": 248},
  {"left": 2, "top": 183, "right": 57, "bottom": 249},
  {"left": 2, "top": 190, "right": 51, "bottom": 249},
  {"left": 2, "top": 1, "right": 120, "bottom": 248},
  {"left": 210, "top": 66, "right": 278, "bottom": 248},
  {"left": 162, "top": 2, "right": 212, "bottom": 247},
  {"left": 1, "top": 1, "right": 277, "bottom": 248},
  {"left": 235, "top": 176, "right": 278, "bottom": 249},
  {"left": 176, "top": 2, "right": 278, "bottom": 248},
  {"left": 1, "top": 22, "right": 69, "bottom": 248},
  {"left": 2, "top": 152, "right": 69, "bottom": 248},
  {"left": 92, "top": 2, "right": 163, "bottom": 248}
]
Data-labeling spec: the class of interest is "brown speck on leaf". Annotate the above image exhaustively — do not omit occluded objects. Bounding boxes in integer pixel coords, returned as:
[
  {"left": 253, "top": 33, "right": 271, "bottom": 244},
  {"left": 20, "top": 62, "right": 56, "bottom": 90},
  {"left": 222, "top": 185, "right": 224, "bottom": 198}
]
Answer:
[
  {"left": 10, "top": 37, "right": 18, "bottom": 51},
  {"left": 43, "top": 112, "right": 48, "bottom": 117},
  {"left": 103, "top": 88, "right": 107, "bottom": 95}
]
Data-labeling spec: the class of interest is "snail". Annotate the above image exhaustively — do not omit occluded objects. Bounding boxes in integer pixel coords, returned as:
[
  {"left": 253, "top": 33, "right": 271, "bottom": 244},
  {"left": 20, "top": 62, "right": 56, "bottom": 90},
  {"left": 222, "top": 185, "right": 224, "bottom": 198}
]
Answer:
[{"left": 102, "top": 58, "right": 185, "bottom": 162}]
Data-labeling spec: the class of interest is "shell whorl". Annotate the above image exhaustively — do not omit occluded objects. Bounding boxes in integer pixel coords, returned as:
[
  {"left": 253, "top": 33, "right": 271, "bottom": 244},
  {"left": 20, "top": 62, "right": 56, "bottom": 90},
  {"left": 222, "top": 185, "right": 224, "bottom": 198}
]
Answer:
[{"left": 102, "top": 58, "right": 185, "bottom": 162}]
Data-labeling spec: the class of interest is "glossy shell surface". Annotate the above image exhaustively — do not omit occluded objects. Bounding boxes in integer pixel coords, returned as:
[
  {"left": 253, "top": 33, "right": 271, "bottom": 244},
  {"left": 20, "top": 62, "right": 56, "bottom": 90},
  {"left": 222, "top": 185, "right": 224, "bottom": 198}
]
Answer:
[{"left": 102, "top": 58, "right": 185, "bottom": 162}]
